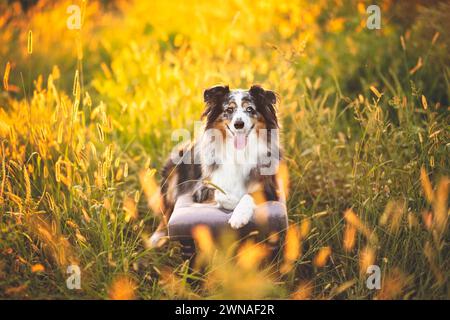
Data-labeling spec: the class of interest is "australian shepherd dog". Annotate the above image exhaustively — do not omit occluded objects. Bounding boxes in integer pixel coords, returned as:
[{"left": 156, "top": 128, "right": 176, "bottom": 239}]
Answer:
[{"left": 150, "top": 85, "right": 285, "bottom": 246}]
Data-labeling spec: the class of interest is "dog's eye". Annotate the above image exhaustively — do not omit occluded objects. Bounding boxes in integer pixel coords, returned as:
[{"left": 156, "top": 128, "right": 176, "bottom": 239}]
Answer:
[
  {"left": 225, "top": 102, "right": 236, "bottom": 113},
  {"left": 246, "top": 106, "right": 254, "bottom": 113}
]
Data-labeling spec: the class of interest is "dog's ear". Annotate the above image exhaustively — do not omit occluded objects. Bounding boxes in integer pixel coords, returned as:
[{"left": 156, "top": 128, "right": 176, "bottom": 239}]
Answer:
[
  {"left": 202, "top": 85, "right": 230, "bottom": 121},
  {"left": 249, "top": 85, "right": 277, "bottom": 105},
  {"left": 203, "top": 85, "right": 230, "bottom": 104},
  {"left": 249, "top": 85, "right": 278, "bottom": 128}
]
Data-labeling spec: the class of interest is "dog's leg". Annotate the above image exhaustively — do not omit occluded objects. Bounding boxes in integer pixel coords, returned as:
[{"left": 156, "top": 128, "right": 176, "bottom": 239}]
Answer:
[
  {"left": 147, "top": 221, "right": 168, "bottom": 248},
  {"left": 228, "top": 194, "right": 255, "bottom": 229},
  {"left": 215, "top": 190, "right": 240, "bottom": 210},
  {"left": 192, "top": 185, "right": 215, "bottom": 203}
]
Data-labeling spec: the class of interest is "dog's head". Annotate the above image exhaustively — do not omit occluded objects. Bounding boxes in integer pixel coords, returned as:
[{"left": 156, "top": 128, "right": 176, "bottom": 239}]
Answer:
[{"left": 202, "top": 85, "right": 278, "bottom": 149}]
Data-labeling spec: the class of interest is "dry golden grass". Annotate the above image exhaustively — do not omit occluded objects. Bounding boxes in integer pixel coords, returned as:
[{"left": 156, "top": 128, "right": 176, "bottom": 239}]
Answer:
[{"left": 108, "top": 275, "right": 137, "bottom": 300}]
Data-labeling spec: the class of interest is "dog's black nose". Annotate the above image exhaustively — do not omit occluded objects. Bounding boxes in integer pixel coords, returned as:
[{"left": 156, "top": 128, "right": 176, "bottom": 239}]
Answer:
[{"left": 234, "top": 120, "right": 244, "bottom": 129}]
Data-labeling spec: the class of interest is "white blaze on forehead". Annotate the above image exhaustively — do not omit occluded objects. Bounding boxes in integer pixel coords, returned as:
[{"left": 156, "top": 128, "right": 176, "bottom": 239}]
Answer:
[{"left": 228, "top": 89, "right": 251, "bottom": 109}]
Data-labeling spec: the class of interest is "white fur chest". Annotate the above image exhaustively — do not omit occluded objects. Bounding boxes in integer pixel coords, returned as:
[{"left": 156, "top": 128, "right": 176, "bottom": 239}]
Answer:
[
  {"left": 210, "top": 162, "right": 250, "bottom": 196},
  {"left": 212, "top": 132, "right": 259, "bottom": 189},
  {"left": 203, "top": 131, "right": 261, "bottom": 210}
]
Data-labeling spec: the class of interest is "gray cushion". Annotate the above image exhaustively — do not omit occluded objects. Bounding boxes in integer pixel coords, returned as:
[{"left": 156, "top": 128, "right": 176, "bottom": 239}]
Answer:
[{"left": 168, "top": 194, "right": 288, "bottom": 240}]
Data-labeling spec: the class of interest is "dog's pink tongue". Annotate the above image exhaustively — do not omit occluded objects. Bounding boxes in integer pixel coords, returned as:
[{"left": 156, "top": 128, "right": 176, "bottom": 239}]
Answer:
[{"left": 234, "top": 132, "right": 247, "bottom": 149}]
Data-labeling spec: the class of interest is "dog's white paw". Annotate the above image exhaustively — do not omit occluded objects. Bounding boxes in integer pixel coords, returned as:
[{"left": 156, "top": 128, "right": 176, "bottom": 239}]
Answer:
[
  {"left": 228, "top": 194, "right": 255, "bottom": 229},
  {"left": 228, "top": 211, "right": 252, "bottom": 229},
  {"left": 146, "top": 230, "right": 167, "bottom": 249},
  {"left": 215, "top": 191, "right": 239, "bottom": 210}
]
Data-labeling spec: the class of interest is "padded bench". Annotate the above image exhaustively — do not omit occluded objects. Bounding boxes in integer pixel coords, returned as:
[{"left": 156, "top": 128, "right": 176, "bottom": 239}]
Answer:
[{"left": 168, "top": 194, "right": 288, "bottom": 260}]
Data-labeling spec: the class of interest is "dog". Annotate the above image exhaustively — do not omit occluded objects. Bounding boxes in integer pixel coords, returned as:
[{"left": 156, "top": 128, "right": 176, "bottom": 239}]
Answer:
[{"left": 149, "top": 85, "right": 285, "bottom": 247}]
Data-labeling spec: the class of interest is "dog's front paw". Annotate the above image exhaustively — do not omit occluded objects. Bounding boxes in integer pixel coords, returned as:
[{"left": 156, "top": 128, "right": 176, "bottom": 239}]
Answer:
[
  {"left": 192, "top": 186, "right": 215, "bottom": 203},
  {"left": 215, "top": 191, "right": 239, "bottom": 210},
  {"left": 228, "top": 194, "right": 255, "bottom": 229},
  {"left": 228, "top": 210, "right": 252, "bottom": 229}
]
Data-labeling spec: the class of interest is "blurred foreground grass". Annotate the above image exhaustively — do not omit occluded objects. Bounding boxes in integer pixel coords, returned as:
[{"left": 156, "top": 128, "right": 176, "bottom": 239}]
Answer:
[{"left": 0, "top": 0, "right": 449, "bottom": 299}]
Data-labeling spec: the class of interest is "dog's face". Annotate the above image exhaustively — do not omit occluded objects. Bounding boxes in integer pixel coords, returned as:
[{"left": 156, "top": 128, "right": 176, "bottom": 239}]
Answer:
[{"left": 202, "top": 85, "right": 278, "bottom": 149}]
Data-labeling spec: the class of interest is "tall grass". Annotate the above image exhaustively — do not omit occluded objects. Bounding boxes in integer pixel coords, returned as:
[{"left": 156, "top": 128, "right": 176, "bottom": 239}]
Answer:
[{"left": 0, "top": 0, "right": 448, "bottom": 299}]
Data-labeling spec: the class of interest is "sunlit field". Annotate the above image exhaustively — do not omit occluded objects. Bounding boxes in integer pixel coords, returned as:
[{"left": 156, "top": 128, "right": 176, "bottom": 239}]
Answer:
[{"left": 0, "top": 0, "right": 448, "bottom": 299}]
